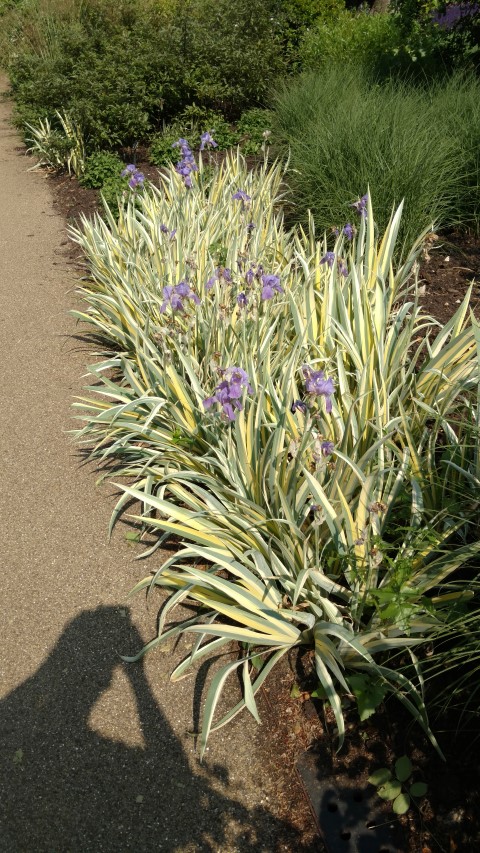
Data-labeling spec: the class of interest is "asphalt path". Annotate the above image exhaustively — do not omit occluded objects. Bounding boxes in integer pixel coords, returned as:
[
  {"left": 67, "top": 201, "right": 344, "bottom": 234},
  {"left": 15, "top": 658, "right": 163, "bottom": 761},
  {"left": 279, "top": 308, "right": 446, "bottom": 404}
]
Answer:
[{"left": 0, "top": 78, "right": 306, "bottom": 853}]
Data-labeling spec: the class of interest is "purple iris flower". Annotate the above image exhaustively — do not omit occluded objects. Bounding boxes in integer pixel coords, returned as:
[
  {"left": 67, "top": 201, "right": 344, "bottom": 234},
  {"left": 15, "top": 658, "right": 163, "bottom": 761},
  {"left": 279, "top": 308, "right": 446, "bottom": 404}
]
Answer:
[
  {"left": 203, "top": 366, "right": 253, "bottom": 421},
  {"left": 159, "top": 224, "right": 176, "bottom": 240},
  {"left": 339, "top": 260, "right": 348, "bottom": 277},
  {"left": 433, "top": 3, "right": 478, "bottom": 29},
  {"left": 246, "top": 222, "right": 256, "bottom": 232},
  {"left": 121, "top": 164, "right": 144, "bottom": 190},
  {"left": 261, "top": 273, "right": 283, "bottom": 301},
  {"left": 172, "top": 138, "right": 190, "bottom": 151},
  {"left": 200, "top": 131, "right": 218, "bottom": 151},
  {"left": 291, "top": 399, "right": 307, "bottom": 414},
  {"left": 351, "top": 194, "right": 368, "bottom": 219},
  {"left": 237, "top": 292, "right": 248, "bottom": 308},
  {"left": 206, "top": 275, "right": 217, "bottom": 291},
  {"left": 320, "top": 252, "right": 336, "bottom": 268},
  {"left": 302, "top": 365, "right": 335, "bottom": 413},
  {"left": 320, "top": 440, "right": 335, "bottom": 457},
  {"left": 160, "top": 280, "right": 200, "bottom": 313},
  {"left": 343, "top": 223, "right": 354, "bottom": 240},
  {"left": 205, "top": 267, "right": 232, "bottom": 291},
  {"left": 218, "top": 267, "right": 232, "bottom": 282},
  {"left": 232, "top": 189, "right": 251, "bottom": 209},
  {"left": 173, "top": 138, "right": 198, "bottom": 188}
]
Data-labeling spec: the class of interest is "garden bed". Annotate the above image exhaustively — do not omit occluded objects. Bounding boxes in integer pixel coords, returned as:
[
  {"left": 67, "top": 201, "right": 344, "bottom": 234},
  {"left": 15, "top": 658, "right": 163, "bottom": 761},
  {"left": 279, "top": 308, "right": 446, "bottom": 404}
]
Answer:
[
  {"left": 49, "top": 165, "right": 480, "bottom": 332},
  {"left": 49, "top": 155, "right": 480, "bottom": 852}
]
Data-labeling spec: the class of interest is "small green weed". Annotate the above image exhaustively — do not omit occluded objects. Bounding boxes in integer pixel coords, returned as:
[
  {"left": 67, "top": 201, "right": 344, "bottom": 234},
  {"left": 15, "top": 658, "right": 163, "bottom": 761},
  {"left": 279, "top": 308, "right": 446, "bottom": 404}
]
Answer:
[
  {"left": 236, "top": 108, "right": 273, "bottom": 155},
  {"left": 369, "top": 757, "right": 428, "bottom": 815}
]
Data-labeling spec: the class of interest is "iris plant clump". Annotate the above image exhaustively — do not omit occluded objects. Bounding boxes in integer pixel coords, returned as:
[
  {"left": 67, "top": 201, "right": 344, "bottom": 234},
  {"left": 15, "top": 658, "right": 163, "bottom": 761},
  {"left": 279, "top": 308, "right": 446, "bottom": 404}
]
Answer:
[
  {"left": 72, "top": 152, "right": 480, "bottom": 758},
  {"left": 203, "top": 366, "right": 253, "bottom": 421}
]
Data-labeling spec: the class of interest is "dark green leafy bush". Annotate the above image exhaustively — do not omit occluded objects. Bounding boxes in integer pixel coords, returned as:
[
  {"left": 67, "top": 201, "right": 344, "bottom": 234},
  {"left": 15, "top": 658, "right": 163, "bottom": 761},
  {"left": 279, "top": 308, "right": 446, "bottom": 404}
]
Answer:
[
  {"left": 393, "top": 0, "right": 480, "bottom": 73},
  {"left": 236, "top": 108, "right": 273, "bottom": 155},
  {"left": 80, "top": 151, "right": 124, "bottom": 188},
  {"left": 2, "top": 0, "right": 285, "bottom": 152},
  {"left": 276, "top": 0, "right": 345, "bottom": 68},
  {"left": 149, "top": 127, "right": 185, "bottom": 168}
]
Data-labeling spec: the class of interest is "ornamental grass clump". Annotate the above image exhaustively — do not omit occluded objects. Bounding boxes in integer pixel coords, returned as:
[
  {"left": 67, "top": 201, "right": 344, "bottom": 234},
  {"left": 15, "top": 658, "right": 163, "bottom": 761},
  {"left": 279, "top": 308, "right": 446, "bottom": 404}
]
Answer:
[{"left": 72, "top": 150, "right": 480, "bottom": 756}]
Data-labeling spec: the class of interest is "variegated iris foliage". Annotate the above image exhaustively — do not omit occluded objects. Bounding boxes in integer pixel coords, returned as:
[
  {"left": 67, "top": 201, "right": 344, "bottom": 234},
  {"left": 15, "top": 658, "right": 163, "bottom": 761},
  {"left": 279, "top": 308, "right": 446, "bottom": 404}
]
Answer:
[
  {"left": 26, "top": 110, "right": 86, "bottom": 176},
  {"left": 72, "top": 151, "right": 480, "bottom": 757}
]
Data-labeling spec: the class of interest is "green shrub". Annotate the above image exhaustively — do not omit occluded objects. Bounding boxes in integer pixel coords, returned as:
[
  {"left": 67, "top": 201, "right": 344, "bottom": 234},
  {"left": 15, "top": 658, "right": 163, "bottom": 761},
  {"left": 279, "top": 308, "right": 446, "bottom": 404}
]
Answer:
[
  {"left": 236, "top": 108, "right": 273, "bottom": 155},
  {"left": 273, "top": 66, "right": 480, "bottom": 245},
  {"left": 149, "top": 127, "right": 184, "bottom": 168},
  {"left": 277, "top": 0, "right": 345, "bottom": 68},
  {"left": 179, "top": 106, "right": 237, "bottom": 150},
  {"left": 299, "top": 8, "right": 405, "bottom": 76},
  {"left": 3, "top": 0, "right": 285, "bottom": 152},
  {"left": 80, "top": 151, "right": 124, "bottom": 188},
  {"left": 393, "top": 0, "right": 480, "bottom": 73},
  {"left": 149, "top": 110, "right": 236, "bottom": 168},
  {"left": 99, "top": 175, "right": 130, "bottom": 210}
]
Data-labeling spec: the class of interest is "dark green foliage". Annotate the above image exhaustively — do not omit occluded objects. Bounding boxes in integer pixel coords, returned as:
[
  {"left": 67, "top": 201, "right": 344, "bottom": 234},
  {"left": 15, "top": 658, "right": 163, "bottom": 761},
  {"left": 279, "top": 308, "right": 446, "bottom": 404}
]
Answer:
[
  {"left": 179, "top": 106, "right": 237, "bottom": 150},
  {"left": 80, "top": 151, "right": 124, "bottom": 188},
  {"left": 2, "top": 0, "right": 284, "bottom": 152},
  {"left": 298, "top": 4, "right": 480, "bottom": 79},
  {"left": 393, "top": 1, "right": 480, "bottom": 72},
  {"left": 236, "top": 109, "right": 273, "bottom": 155},
  {"left": 149, "top": 106, "right": 273, "bottom": 166},
  {"left": 100, "top": 175, "right": 131, "bottom": 210},
  {"left": 149, "top": 127, "right": 185, "bottom": 168},
  {"left": 168, "top": 0, "right": 285, "bottom": 117},
  {"left": 149, "top": 108, "right": 236, "bottom": 167},
  {"left": 273, "top": 66, "right": 480, "bottom": 245},
  {"left": 276, "top": 0, "right": 345, "bottom": 68}
]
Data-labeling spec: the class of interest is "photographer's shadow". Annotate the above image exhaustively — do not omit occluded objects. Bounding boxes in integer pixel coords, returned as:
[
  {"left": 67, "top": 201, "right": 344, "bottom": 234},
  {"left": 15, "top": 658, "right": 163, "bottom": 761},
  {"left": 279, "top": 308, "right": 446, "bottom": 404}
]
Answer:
[{"left": 0, "top": 606, "right": 301, "bottom": 852}]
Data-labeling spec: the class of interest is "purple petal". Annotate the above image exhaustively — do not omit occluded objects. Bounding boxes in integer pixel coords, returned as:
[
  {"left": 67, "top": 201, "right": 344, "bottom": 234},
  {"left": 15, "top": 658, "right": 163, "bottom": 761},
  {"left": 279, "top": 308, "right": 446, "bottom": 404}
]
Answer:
[
  {"left": 321, "top": 441, "right": 335, "bottom": 456},
  {"left": 223, "top": 402, "right": 236, "bottom": 421},
  {"left": 320, "top": 252, "right": 335, "bottom": 268},
  {"left": 261, "top": 285, "right": 273, "bottom": 300}
]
